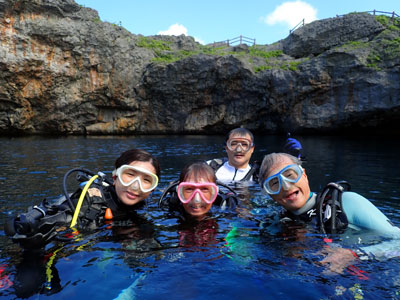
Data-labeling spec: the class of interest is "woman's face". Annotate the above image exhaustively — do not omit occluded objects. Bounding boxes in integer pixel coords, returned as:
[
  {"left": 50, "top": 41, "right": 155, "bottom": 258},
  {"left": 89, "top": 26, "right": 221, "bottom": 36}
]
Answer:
[
  {"left": 264, "top": 157, "right": 311, "bottom": 212},
  {"left": 181, "top": 175, "right": 214, "bottom": 219},
  {"left": 113, "top": 160, "right": 157, "bottom": 206}
]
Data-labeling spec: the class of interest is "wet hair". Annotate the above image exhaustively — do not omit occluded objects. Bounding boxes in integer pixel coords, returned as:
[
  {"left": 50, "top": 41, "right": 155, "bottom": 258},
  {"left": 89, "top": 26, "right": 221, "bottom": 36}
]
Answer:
[
  {"left": 225, "top": 127, "right": 254, "bottom": 144},
  {"left": 179, "top": 161, "right": 217, "bottom": 183},
  {"left": 258, "top": 153, "right": 301, "bottom": 186},
  {"left": 114, "top": 148, "right": 161, "bottom": 178}
]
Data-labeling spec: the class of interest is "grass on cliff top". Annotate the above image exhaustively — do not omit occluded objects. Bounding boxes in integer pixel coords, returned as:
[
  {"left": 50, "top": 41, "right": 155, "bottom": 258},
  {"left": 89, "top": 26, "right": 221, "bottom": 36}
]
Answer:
[
  {"left": 333, "top": 15, "right": 400, "bottom": 70},
  {"left": 136, "top": 36, "right": 305, "bottom": 71},
  {"left": 367, "top": 37, "right": 400, "bottom": 68},
  {"left": 254, "top": 60, "right": 305, "bottom": 72},
  {"left": 249, "top": 47, "right": 283, "bottom": 59},
  {"left": 376, "top": 15, "right": 400, "bottom": 31},
  {"left": 367, "top": 16, "right": 400, "bottom": 69},
  {"left": 136, "top": 36, "right": 172, "bottom": 51}
]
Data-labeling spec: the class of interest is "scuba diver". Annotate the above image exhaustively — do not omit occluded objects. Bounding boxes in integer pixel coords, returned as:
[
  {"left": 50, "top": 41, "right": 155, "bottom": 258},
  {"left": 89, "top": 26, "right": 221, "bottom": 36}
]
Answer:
[
  {"left": 207, "top": 128, "right": 303, "bottom": 183},
  {"left": 259, "top": 152, "right": 400, "bottom": 235},
  {"left": 159, "top": 162, "right": 239, "bottom": 249},
  {"left": 4, "top": 148, "right": 161, "bottom": 250},
  {"left": 258, "top": 152, "right": 400, "bottom": 271},
  {"left": 159, "top": 161, "right": 238, "bottom": 221}
]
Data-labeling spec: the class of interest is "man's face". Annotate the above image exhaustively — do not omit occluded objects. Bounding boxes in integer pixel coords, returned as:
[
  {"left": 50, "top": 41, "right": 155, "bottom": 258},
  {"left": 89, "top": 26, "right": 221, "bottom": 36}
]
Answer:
[
  {"left": 225, "top": 133, "right": 254, "bottom": 169},
  {"left": 263, "top": 157, "right": 311, "bottom": 211}
]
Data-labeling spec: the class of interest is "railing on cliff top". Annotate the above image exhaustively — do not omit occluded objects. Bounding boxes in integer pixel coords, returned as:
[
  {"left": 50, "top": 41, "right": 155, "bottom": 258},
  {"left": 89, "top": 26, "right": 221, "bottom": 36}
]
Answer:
[
  {"left": 210, "top": 35, "right": 256, "bottom": 48},
  {"left": 211, "top": 10, "right": 398, "bottom": 47},
  {"left": 290, "top": 19, "right": 305, "bottom": 34},
  {"left": 289, "top": 9, "right": 399, "bottom": 34}
]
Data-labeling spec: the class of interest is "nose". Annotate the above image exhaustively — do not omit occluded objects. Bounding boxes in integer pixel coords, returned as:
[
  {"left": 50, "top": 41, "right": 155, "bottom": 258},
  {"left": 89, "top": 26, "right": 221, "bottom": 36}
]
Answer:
[
  {"left": 193, "top": 192, "right": 202, "bottom": 204},
  {"left": 281, "top": 178, "right": 294, "bottom": 191},
  {"left": 129, "top": 179, "right": 140, "bottom": 191},
  {"left": 235, "top": 144, "right": 243, "bottom": 152}
]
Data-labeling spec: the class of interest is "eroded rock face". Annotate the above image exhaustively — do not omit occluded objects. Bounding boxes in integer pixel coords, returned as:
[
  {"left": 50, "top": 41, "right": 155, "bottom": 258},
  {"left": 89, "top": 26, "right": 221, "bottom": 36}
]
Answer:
[
  {"left": 282, "top": 13, "right": 386, "bottom": 58},
  {"left": 0, "top": 0, "right": 156, "bottom": 134},
  {"left": 0, "top": 0, "right": 399, "bottom": 135}
]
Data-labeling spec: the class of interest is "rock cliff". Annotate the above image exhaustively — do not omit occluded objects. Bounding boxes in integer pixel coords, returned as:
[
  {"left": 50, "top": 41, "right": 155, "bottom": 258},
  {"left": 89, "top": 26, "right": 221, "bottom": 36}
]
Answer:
[{"left": 1, "top": 0, "right": 399, "bottom": 135}]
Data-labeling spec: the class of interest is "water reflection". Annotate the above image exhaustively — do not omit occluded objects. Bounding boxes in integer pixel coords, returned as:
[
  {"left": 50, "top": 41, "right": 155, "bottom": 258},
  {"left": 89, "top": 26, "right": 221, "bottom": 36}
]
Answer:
[{"left": 1, "top": 135, "right": 400, "bottom": 299}]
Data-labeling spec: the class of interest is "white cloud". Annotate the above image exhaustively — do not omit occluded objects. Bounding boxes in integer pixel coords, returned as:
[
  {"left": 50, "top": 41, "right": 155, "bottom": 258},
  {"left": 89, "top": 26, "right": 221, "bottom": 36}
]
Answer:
[
  {"left": 158, "top": 23, "right": 204, "bottom": 44},
  {"left": 194, "top": 37, "right": 205, "bottom": 45},
  {"left": 262, "top": 1, "right": 317, "bottom": 28},
  {"left": 158, "top": 23, "right": 188, "bottom": 36}
]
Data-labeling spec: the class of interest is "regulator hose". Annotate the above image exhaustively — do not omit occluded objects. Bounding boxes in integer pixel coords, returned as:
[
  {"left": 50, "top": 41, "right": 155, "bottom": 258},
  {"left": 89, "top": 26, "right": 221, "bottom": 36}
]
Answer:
[{"left": 62, "top": 168, "right": 97, "bottom": 212}]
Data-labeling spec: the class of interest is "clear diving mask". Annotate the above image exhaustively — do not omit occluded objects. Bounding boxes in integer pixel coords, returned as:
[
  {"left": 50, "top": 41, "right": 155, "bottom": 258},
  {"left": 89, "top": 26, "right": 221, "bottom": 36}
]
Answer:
[
  {"left": 226, "top": 138, "right": 253, "bottom": 152},
  {"left": 113, "top": 165, "right": 158, "bottom": 193}
]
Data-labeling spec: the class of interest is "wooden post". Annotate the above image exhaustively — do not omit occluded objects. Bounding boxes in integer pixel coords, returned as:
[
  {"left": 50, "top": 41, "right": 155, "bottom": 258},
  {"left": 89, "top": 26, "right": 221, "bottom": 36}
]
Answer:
[{"left": 240, "top": 35, "right": 242, "bottom": 45}]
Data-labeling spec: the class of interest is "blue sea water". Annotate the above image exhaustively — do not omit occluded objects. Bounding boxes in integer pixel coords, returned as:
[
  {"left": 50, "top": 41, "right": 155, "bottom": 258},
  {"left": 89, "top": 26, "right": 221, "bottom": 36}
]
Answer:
[{"left": 0, "top": 135, "right": 399, "bottom": 299}]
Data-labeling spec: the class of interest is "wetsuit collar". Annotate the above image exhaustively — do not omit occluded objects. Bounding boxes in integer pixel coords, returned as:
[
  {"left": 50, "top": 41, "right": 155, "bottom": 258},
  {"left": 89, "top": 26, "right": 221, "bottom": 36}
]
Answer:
[
  {"left": 109, "top": 186, "right": 145, "bottom": 213},
  {"left": 291, "top": 192, "right": 316, "bottom": 216}
]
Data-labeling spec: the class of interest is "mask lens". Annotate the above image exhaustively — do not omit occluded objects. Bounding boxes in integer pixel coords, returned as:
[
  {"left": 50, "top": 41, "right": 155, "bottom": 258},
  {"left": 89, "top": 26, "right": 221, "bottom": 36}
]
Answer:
[
  {"left": 116, "top": 165, "right": 158, "bottom": 192},
  {"left": 177, "top": 182, "right": 218, "bottom": 204},
  {"left": 227, "top": 138, "right": 252, "bottom": 152},
  {"left": 281, "top": 166, "right": 302, "bottom": 182},
  {"left": 264, "top": 176, "right": 280, "bottom": 194}
]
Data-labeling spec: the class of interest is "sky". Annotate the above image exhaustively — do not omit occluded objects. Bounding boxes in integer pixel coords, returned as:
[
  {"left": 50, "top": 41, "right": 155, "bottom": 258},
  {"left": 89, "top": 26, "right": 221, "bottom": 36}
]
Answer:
[{"left": 74, "top": 0, "right": 399, "bottom": 45}]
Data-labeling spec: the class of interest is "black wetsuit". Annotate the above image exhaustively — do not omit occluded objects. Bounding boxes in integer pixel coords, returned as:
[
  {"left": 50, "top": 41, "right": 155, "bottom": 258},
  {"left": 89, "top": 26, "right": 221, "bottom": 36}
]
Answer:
[
  {"left": 5, "top": 182, "right": 144, "bottom": 250},
  {"left": 277, "top": 191, "right": 348, "bottom": 235}
]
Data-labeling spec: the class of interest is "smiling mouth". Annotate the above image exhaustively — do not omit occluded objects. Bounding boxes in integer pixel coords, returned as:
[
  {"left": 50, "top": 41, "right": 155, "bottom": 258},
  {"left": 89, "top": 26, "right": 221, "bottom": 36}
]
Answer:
[
  {"left": 189, "top": 204, "right": 206, "bottom": 210},
  {"left": 284, "top": 190, "right": 299, "bottom": 201},
  {"left": 126, "top": 191, "right": 139, "bottom": 199}
]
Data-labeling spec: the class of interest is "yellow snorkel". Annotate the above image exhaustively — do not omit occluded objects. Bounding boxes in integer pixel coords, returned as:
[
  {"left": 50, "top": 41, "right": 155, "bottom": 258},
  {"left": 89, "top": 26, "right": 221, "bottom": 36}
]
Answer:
[{"left": 70, "top": 174, "right": 99, "bottom": 228}]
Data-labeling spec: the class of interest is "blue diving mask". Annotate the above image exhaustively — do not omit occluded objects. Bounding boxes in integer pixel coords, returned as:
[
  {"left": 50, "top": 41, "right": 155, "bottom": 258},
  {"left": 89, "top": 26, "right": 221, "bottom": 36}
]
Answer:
[{"left": 262, "top": 164, "right": 303, "bottom": 195}]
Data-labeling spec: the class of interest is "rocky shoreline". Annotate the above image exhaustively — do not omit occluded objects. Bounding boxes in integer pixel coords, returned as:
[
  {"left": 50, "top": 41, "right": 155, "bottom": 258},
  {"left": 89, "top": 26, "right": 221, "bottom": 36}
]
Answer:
[{"left": 1, "top": 0, "right": 399, "bottom": 135}]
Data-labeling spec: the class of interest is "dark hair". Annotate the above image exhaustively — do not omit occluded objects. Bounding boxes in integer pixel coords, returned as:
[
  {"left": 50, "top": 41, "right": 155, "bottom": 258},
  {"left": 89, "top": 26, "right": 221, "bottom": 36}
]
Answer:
[
  {"left": 179, "top": 162, "right": 216, "bottom": 183},
  {"left": 115, "top": 148, "right": 161, "bottom": 178},
  {"left": 225, "top": 127, "right": 254, "bottom": 144}
]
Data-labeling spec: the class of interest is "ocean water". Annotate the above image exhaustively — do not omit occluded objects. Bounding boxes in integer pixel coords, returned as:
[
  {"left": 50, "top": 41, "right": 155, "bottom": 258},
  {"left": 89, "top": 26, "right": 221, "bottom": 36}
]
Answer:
[{"left": 0, "top": 135, "right": 399, "bottom": 299}]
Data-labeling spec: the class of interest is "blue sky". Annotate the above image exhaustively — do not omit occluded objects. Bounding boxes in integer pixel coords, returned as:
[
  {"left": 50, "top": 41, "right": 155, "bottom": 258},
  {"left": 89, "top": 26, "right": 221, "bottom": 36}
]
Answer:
[{"left": 74, "top": 0, "right": 399, "bottom": 45}]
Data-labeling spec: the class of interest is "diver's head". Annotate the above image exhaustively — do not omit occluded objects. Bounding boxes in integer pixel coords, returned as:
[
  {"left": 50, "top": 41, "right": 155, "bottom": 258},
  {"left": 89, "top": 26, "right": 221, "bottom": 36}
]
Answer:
[
  {"left": 225, "top": 127, "right": 255, "bottom": 169},
  {"left": 115, "top": 148, "right": 160, "bottom": 178},
  {"left": 259, "top": 153, "right": 310, "bottom": 211},
  {"left": 178, "top": 162, "right": 217, "bottom": 219},
  {"left": 113, "top": 149, "right": 160, "bottom": 206}
]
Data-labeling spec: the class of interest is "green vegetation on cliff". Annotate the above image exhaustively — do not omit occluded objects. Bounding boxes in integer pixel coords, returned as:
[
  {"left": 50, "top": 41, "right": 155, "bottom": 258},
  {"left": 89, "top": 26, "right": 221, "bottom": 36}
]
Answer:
[
  {"left": 136, "top": 14, "right": 399, "bottom": 72},
  {"left": 136, "top": 37, "right": 306, "bottom": 72},
  {"left": 367, "top": 16, "right": 400, "bottom": 69}
]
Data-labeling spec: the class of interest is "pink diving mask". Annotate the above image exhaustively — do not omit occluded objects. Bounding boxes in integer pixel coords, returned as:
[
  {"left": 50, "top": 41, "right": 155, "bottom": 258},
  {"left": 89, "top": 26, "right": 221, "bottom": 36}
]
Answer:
[{"left": 176, "top": 182, "right": 219, "bottom": 204}]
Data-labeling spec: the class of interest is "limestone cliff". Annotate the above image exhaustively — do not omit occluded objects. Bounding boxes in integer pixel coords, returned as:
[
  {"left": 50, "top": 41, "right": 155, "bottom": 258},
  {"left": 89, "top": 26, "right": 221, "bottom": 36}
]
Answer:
[{"left": 0, "top": 0, "right": 399, "bottom": 135}]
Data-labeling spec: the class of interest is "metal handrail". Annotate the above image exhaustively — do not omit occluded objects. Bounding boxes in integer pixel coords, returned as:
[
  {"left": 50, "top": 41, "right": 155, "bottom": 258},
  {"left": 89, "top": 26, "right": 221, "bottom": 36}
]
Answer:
[
  {"left": 211, "top": 35, "right": 256, "bottom": 47},
  {"left": 336, "top": 9, "right": 399, "bottom": 19},
  {"left": 290, "top": 10, "right": 399, "bottom": 35},
  {"left": 289, "top": 18, "right": 305, "bottom": 34}
]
